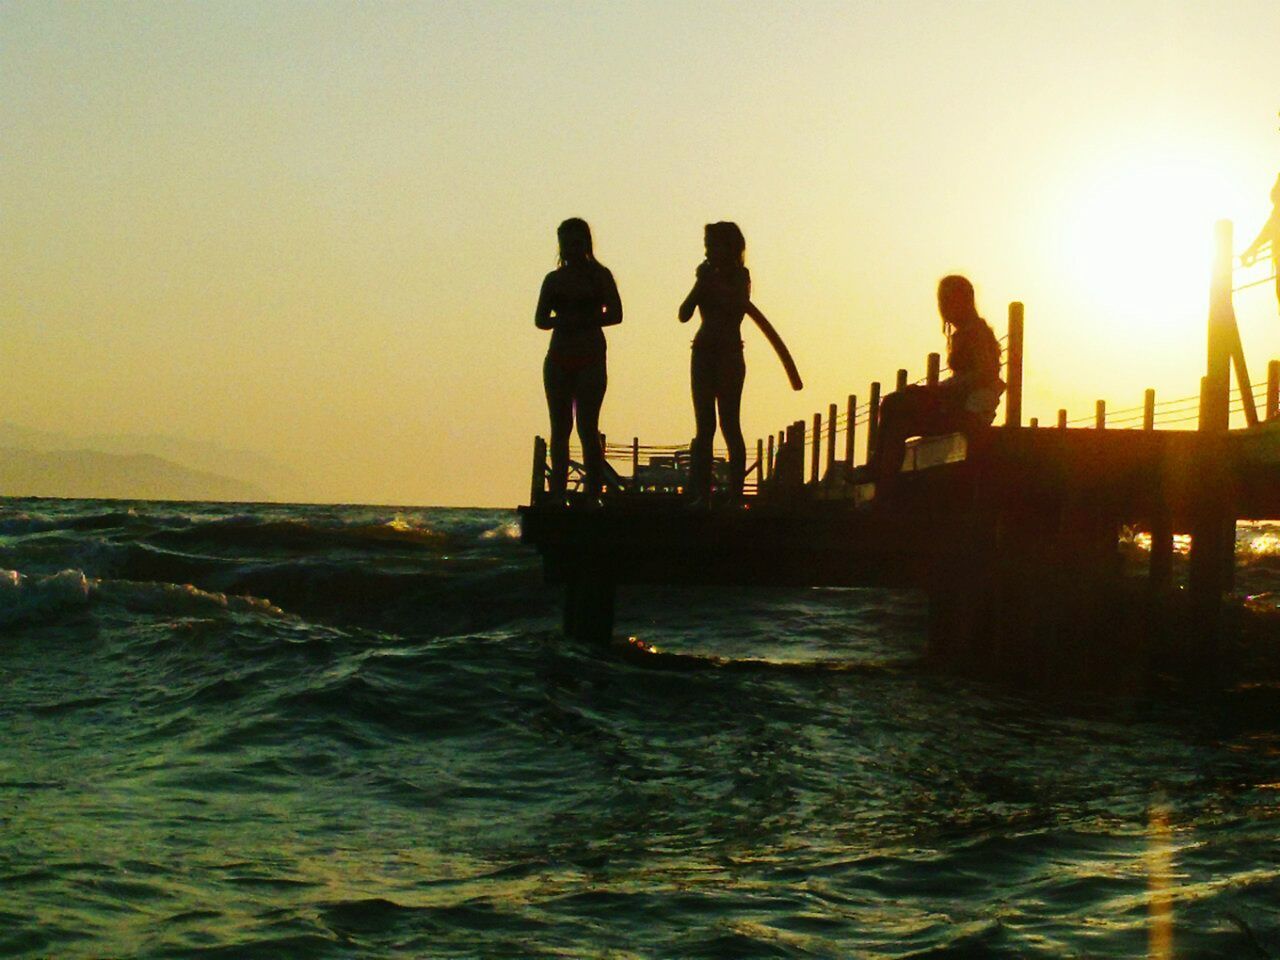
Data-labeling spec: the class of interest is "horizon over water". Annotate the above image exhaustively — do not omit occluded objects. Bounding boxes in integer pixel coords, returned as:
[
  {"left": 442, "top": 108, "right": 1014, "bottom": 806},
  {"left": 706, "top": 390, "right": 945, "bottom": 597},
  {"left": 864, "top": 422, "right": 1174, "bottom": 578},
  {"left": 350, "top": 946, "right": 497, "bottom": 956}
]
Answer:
[{"left": 3, "top": 497, "right": 1280, "bottom": 957}]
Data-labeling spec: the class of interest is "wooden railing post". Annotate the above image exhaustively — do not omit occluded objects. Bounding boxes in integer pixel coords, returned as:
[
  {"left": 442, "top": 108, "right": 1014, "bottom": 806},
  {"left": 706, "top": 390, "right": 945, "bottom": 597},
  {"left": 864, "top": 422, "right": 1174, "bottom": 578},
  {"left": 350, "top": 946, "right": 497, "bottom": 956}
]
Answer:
[
  {"left": 1029, "top": 417, "right": 1039, "bottom": 428},
  {"left": 1057, "top": 409, "right": 1067, "bottom": 429},
  {"left": 896, "top": 369, "right": 908, "bottom": 393},
  {"left": 867, "top": 382, "right": 882, "bottom": 464},
  {"left": 1006, "top": 301, "right": 1024, "bottom": 427},
  {"left": 794, "top": 420, "right": 807, "bottom": 486},
  {"left": 530, "top": 436, "right": 548, "bottom": 504},
  {"left": 1143, "top": 389, "right": 1156, "bottom": 431},
  {"left": 844, "top": 395, "right": 857, "bottom": 467},
  {"left": 825, "top": 403, "right": 837, "bottom": 474},
  {"left": 632, "top": 437, "right": 640, "bottom": 476},
  {"left": 1268, "top": 360, "right": 1279, "bottom": 420},
  {"left": 926, "top": 353, "right": 940, "bottom": 387},
  {"left": 1095, "top": 400, "right": 1106, "bottom": 430},
  {"left": 810, "top": 413, "right": 821, "bottom": 484},
  {"left": 1203, "top": 220, "right": 1233, "bottom": 434},
  {"left": 755, "top": 438, "right": 764, "bottom": 489}
]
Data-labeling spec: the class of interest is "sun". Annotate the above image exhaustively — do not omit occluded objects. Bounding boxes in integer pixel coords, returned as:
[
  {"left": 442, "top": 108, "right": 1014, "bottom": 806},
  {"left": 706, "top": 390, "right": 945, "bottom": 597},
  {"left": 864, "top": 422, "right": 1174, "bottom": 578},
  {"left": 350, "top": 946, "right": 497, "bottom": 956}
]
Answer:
[{"left": 1061, "top": 154, "right": 1240, "bottom": 327}]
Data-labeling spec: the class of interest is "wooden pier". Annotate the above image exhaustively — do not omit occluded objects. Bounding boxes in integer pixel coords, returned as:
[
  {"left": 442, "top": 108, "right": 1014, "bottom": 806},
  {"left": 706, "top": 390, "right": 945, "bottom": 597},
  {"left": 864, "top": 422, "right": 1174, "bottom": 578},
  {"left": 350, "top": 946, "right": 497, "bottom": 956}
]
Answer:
[{"left": 519, "top": 222, "right": 1280, "bottom": 680}]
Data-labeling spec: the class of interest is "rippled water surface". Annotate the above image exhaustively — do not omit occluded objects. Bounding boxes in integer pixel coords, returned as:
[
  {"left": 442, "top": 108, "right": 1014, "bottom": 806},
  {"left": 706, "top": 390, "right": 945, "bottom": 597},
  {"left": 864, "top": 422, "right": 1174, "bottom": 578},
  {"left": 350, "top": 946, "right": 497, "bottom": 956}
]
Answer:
[{"left": 3, "top": 498, "right": 1280, "bottom": 958}]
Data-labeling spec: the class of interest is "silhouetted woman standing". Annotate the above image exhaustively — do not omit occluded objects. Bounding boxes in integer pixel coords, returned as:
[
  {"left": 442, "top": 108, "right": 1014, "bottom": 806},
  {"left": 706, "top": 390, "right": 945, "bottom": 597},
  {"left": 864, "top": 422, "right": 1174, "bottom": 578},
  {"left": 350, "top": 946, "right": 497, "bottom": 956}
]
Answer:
[
  {"left": 679, "top": 222, "right": 750, "bottom": 504},
  {"left": 1242, "top": 173, "right": 1280, "bottom": 312},
  {"left": 535, "top": 218, "right": 622, "bottom": 498}
]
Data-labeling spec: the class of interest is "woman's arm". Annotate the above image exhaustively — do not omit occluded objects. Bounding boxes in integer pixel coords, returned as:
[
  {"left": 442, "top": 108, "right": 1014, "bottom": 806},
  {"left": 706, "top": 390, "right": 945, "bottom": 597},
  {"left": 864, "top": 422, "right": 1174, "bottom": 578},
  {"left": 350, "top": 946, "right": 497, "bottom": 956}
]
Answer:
[
  {"left": 534, "top": 274, "right": 556, "bottom": 330},
  {"left": 678, "top": 279, "right": 701, "bottom": 323},
  {"left": 600, "top": 267, "right": 623, "bottom": 327}
]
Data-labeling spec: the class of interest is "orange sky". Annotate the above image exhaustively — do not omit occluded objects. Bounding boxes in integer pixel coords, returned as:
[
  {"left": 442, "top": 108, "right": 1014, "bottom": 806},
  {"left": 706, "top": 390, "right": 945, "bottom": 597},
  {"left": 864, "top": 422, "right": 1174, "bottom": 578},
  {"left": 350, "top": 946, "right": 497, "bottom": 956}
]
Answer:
[{"left": 3, "top": 1, "right": 1280, "bottom": 505}]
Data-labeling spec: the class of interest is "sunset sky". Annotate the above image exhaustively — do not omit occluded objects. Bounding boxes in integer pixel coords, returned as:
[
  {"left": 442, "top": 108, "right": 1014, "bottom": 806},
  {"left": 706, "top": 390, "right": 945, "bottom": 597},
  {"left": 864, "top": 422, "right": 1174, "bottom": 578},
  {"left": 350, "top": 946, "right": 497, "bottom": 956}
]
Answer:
[{"left": 4, "top": 1, "right": 1280, "bottom": 506}]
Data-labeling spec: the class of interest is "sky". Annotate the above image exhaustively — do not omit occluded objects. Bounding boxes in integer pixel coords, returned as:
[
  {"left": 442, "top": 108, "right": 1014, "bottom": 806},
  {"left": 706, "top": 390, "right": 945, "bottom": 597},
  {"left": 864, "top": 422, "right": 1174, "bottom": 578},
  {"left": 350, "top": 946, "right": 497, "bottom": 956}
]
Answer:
[{"left": 4, "top": 0, "right": 1280, "bottom": 506}]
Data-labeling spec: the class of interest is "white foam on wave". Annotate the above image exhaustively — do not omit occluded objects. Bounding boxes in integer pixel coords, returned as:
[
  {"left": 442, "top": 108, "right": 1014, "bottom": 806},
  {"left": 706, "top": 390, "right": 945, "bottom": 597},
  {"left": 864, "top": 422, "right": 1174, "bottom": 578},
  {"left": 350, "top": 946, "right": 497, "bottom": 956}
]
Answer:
[
  {"left": 0, "top": 568, "right": 285, "bottom": 626},
  {"left": 480, "top": 520, "right": 521, "bottom": 541},
  {"left": 0, "top": 569, "right": 92, "bottom": 625},
  {"left": 96, "top": 579, "right": 285, "bottom": 616}
]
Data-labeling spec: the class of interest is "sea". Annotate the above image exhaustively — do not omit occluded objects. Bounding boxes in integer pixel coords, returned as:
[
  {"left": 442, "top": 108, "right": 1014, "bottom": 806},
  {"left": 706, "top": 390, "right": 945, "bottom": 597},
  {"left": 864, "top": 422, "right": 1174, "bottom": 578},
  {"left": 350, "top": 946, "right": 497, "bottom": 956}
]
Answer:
[{"left": 3, "top": 497, "right": 1280, "bottom": 959}]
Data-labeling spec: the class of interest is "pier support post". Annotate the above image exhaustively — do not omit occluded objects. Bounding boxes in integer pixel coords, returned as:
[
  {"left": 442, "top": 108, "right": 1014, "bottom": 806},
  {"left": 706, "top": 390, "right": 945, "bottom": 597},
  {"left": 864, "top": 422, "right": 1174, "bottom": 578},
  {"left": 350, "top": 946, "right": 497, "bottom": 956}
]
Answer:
[
  {"left": 926, "top": 353, "right": 941, "bottom": 388},
  {"left": 1149, "top": 513, "right": 1173, "bottom": 592},
  {"left": 1187, "top": 221, "right": 1237, "bottom": 670},
  {"left": 563, "top": 569, "right": 616, "bottom": 644}
]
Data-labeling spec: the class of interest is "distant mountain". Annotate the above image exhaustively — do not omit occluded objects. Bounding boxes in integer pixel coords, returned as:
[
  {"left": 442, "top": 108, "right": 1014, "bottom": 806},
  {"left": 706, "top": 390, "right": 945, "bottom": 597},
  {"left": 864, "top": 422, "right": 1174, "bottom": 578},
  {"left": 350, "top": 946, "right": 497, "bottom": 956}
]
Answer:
[
  {"left": 0, "top": 447, "right": 269, "bottom": 503},
  {"left": 0, "top": 422, "right": 298, "bottom": 501}
]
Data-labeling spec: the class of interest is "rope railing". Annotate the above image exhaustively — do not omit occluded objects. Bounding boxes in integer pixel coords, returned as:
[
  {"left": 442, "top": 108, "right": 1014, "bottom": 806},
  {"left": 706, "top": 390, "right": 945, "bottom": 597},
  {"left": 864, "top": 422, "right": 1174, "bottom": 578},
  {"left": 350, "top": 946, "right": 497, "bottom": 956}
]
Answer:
[{"left": 1235, "top": 273, "right": 1278, "bottom": 293}]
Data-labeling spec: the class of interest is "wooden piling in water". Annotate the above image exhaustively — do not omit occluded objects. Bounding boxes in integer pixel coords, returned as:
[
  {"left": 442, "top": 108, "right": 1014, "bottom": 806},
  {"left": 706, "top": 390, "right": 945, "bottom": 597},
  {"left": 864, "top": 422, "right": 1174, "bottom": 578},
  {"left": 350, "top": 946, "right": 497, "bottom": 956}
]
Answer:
[
  {"left": 1188, "top": 221, "right": 1238, "bottom": 667},
  {"left": 844, "top": 395, "right": 857, "bottom": 467},
  {"left": 1006, "top": 302, "right": 1024, "bottom": 427}
]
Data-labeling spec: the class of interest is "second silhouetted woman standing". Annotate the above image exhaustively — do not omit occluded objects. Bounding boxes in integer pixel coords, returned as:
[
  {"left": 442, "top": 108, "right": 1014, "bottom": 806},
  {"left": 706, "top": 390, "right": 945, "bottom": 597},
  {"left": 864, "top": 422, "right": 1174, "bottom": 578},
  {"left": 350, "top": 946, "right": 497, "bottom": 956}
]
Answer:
[{"left": 680, "top": 222, "right": 750, "bottom": 505}]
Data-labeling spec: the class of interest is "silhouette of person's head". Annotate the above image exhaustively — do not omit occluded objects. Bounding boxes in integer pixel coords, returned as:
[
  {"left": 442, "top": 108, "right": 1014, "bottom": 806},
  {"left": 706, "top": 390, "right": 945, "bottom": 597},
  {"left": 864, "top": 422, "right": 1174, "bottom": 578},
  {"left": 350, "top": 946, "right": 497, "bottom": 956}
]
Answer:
[
  {"left": 938, "top": 274, "right": 978, "bottom": 330},
  {"left": 704, "top": 221, "right": 746, "bottom": 268},
  {"left": 557, "top": 218, "right": 594, "bottom": 266}
]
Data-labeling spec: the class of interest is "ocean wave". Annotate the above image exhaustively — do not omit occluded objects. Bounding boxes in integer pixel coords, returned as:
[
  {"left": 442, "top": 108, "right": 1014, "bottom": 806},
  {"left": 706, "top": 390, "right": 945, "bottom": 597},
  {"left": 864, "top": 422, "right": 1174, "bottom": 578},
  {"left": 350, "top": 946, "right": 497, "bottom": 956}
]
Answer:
[
  {"left": 480, "top": 520, "right": 522, "bottom": 541},
  {"left": 0, "top": 568, "right": 91, "bottom": 624},
  {"left": 149, "top": 515, "right": 448, "bottom": 553},
  {"left": 0, "top": 567, "right": 284, "bottom": 625}
]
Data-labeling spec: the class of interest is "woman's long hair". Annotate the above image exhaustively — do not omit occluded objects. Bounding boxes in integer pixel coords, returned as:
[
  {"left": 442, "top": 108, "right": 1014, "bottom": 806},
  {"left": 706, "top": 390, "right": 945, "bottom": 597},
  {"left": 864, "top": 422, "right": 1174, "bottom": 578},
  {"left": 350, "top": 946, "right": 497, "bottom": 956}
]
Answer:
[
  {"left": 557, "top": 218, "right": 594, "bottom": 267},
  {"left": 705, "top": 221, "right": 746, "bottom": 268},
  {"left": 938, "top": 274, "right": 978, "bottom": 336}
]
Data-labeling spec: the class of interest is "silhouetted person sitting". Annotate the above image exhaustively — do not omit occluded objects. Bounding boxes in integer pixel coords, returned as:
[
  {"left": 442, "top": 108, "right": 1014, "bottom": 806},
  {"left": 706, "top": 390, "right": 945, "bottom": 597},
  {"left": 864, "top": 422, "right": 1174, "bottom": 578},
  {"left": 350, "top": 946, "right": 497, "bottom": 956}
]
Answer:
[
  {"left": 679, "top": 222, "right": 750, "bottom": 505},
  {"left": 535, "top": 218, "right": 622, "bottom": 499},
  {"left": 871, "top": 275, "right": 1003, "bottom": 485},
  {"left": 1241, "top": 173, "right": 1280, "bottom": 312}
]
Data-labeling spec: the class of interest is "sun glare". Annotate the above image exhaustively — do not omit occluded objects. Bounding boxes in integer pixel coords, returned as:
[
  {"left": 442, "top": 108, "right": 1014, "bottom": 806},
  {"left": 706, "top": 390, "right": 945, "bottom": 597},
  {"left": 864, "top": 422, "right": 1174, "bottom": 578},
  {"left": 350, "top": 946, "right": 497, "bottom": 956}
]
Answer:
[{"left": 1060, "top": 151, "right": 1249, "bottom": 359}]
